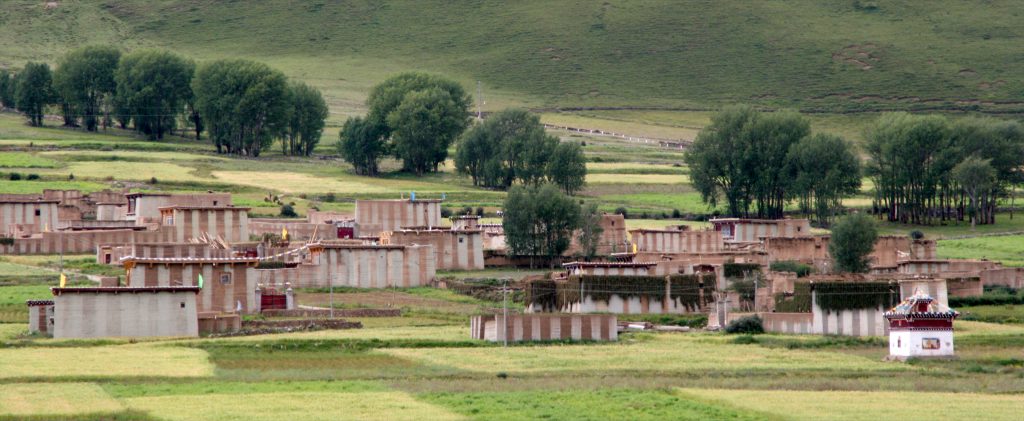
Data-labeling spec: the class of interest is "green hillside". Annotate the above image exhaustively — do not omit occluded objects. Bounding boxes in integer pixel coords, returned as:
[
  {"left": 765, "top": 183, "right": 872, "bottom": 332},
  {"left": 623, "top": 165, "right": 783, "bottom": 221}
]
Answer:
[{"left": 1, "top": 0, "right": 1023, "bottom": 117}]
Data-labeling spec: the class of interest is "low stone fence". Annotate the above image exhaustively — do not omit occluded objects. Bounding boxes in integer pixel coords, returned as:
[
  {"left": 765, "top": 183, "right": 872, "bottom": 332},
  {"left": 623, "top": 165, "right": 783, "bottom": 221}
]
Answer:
[
  {"left": 242, "top": 319, "right": 362, "bottom": 330},
  {"left": 260, "top": 308, "right": 401, "bottom": 318}
]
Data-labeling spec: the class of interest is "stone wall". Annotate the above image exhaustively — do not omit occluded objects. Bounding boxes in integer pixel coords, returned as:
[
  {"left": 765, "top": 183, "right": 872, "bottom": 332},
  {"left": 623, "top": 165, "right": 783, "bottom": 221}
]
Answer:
[
  {"left": 471, "top": 314, "right": 617, "bottom": 342},
  {"left": 355, "top": 199, "right": 442, "bottom": 236},
  {"left": 387, "top": 229, "right": 484, "bottom": 270},
  {"left": 256, "top": 244, "right": 436, "bottom": 288},
  {"left": 125, "top": 260, "right": 259, "bottom": 314},
  {"left": 0, "top": 201, "right": 59, "bottom": 237},
  {"left": 631, "top": 229, "right": 723, "bottom": 254},
  {"left": 52, "top": 288, "right": 199, "bottom": 339},
  {"left": 249, "top": 219, "right": 338, "bottom": 241}
]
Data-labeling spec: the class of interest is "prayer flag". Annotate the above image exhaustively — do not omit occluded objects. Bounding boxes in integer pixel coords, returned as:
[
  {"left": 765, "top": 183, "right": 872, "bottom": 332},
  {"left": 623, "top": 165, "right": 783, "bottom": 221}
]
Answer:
[
  {"left": 197, "top": 274, "right": 204, "bottom": 289},
  {"left": 59, "top": 273, "right": 67, "bottom": 288}
]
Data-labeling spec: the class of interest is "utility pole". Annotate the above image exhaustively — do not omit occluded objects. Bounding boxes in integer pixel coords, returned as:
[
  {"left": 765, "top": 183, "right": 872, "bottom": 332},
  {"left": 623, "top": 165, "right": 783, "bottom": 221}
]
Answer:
[
  {"left": 59, "top": 228, "right": 64, "bottom": 274},
  {"left": 330, "top": 274, "right": 335, "bottom": 319},
  {"left": 502, "top": 279, "right": 509, "bottom": 347},
  {"left": 476, "top": 81, "right": 483, "bottom": 120}
]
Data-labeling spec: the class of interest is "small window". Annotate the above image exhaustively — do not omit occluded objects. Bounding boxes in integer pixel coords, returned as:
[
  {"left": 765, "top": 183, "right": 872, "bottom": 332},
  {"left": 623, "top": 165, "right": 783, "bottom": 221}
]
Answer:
[
  {"left": 459, "top": 237, "right": 464, "bottom": 243},
  {"left": 220, "top": 273, "right": 232, "bottom": 284},
  {"left": 180, "top": 302, "right": 186, "bottom": 308},
  {"left": 34, "top": 209, "right": 41, "bottom": 216},
  {"left": 213, "top": 200, "right": 218, "bottom": 206}
]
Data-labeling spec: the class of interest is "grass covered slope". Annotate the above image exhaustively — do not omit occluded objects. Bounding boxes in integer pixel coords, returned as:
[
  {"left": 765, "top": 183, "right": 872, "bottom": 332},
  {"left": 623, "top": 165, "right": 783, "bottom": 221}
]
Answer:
[{"left": 1, "top": 1, "right": 1023, "bottom": 114}]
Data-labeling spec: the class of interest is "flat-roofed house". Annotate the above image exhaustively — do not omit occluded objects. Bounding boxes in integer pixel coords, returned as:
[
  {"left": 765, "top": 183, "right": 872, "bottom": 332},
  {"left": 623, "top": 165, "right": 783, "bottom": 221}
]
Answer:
[
  {"left": 50, "top": 286, "right": 200, "bottom": 339},
  {"left": 0, "top": 198, "right": 59, "bottom": 237},
  {"left": 355, "top": 199, "right": 442, "bottom": 236},
  {"left": 159, "top": 206, "right": 250, "bottom": 243}
]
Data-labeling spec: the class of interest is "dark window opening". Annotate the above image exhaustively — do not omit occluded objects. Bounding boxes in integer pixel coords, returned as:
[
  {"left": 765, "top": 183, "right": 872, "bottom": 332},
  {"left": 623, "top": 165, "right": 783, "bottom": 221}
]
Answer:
[
  {"left": 180, "top": 302, "right": 186, "bottom": 308},
  {"left": 34, "top": 209, "right": 41, "bottom": 216}
]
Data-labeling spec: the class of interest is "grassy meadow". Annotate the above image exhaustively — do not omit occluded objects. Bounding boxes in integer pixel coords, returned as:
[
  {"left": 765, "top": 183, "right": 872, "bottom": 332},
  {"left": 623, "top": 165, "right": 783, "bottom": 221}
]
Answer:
[{"left": 2, "top": 1, "right": 1024, "bottom": 418}]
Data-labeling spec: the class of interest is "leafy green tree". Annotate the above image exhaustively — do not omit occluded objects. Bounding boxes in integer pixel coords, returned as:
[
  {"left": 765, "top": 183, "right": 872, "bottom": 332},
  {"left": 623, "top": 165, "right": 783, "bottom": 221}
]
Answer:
[
  {"left": 387, "top": 87, "right": 469, "bottom": 175},
  {"left": 547, "top": 141, "right": 587, "bottom": 195},
  {"left": 948, "top": 118, "right": 1024, "bottom": 225},
  {"left": 743, "top": 111, "right": 810, "bottom": 219},
  {"left": 53, "top": 45, "right": 121, "bottom": 131},
  {"left": 338, "top": 116, "right": 387, "bottom": 176},
  {"left": 686, "top": 105, "right": 759, "bottom": 217},
  {"left": 454, "top": 108, "right": 560, "bottom": 189},
  {"left": 828, "top": 213, "right": 878, "bottom": 273},
  {"left": 115, "top": 50, "right": 194, "bottom": 140},
  {"left": 14, "top": 62, "right": 55, "bottom": 127},
  {"left": 785, "top": 133, "right": 861, "bottom": 226},
  {"left": 366, "top": 72, "right": 471, "bottom": 174},
  {"left": 281, "top": 82, "right": 328, "bottom": 156},
  {"left": 502, "top": 184, "right": 581, "bottom": 267},
  {"left": 192, "top": 59, "right": 289, "bottom": 156},
  {"left": 0, "top": 69, "right": 14, "bottom": 109},
  {"left": 864, "top": 113, "right": 952, "bottom": 225},
  {"left": 454, "top": 120, "right": 495, "bottom": 186},
  {"left": 952, "top": 156, "right": 996, "bottom": 230},
  {"left": 576, "top": 202, "right": 604, "bottom": 259}
]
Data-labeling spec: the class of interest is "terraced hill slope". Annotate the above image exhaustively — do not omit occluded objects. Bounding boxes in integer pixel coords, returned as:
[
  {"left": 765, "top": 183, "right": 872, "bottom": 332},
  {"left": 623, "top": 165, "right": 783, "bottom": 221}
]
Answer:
[{"left": 1, "top": 0, "right": 1022, "bottom": 116}]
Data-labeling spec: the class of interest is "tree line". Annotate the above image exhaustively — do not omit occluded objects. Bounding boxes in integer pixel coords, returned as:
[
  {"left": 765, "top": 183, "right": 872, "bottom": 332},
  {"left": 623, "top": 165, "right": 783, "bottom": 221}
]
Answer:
[
  {"left": 0, "top": 46, "right": 327, "bottom": 157},
  {"left": 687, "top": 106, "right": 1024, "bottom": 227},
  {"left": 338, "top": 73, "right": 586, "bottom": 193},
  {"left": 686, "top": 105, "right": 861, "bottom": 225},
  {"left": 865, "top": 113, "right": 1024, "bottom": 227},
  {"left": 502, "top": 183, "right": 604, "bottom": 267}
]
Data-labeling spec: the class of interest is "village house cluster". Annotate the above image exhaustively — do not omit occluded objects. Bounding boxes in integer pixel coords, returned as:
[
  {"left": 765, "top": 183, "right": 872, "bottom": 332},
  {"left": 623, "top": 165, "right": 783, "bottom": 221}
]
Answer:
[
  {"left": 6, "top": 190, "right": 1016, "bottom": 358},
  {"left": 4, "top": 190, "right": 489, "bottom": 338}
]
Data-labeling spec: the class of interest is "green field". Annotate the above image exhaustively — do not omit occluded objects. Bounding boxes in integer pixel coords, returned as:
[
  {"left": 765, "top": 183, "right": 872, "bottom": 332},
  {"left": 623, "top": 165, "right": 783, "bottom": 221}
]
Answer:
[
  {"left": 2, "top": 254, "right": 1024, "bottom": 419},
  {"left": 3, "top": 1, "right": 1023, "bottom": 116}
]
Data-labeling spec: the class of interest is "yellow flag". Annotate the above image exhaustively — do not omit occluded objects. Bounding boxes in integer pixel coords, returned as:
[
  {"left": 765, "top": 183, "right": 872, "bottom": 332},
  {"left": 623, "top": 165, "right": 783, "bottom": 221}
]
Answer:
[
  {"left": 282, "top": 227, "right": 289, "bottom": 241},
  {"left": 632, "top": 243, "right": 637, "bottom": 254},
  {"left": 59, "top": 273, "right": 67, "bottom": 288}
]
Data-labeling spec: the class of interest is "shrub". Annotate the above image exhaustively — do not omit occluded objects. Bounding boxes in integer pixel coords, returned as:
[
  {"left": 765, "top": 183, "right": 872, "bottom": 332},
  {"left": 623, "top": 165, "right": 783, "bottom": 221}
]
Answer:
[
  {"left": 614, "top": 207, "right": 628, "bottom": 218},
  {"left": 0, "top": 237, "right": 14, "bottom": 245},
  {"left": 26, "top": 173, "right": 40, "bottom": 180},
  {"left": 475, "top": 207, "right": 485, "bottom": 217},
  {"left": 8, "top": 172, "right": 21, "bottom": 181},
  {"left": 724, "top": 315, "right": 764, "bottom": 334},
  {"left": 910, "top": 230, "right": 924, "bottom": 240},
  {"left": 440, "top": 207, "right": 453, "bottom": 218},
  {"left": 68, "top": 173, "right": 75, "bottom": 180},
  {"left": 323, "top": 192, "right": 336, "bottom": 202},
  {"left": 460, "top": 206, "right": 473, "bottom": 216},
  {"left": 769, "top": 260, "right": 814, "bottom": 277},
  {"left": 150, "top": 176, "right": 158, "bottom": 184},
  {"left": 732, "top": 334, "right": 757, "bottom": 344},
  {"left": 671, "top": 209, "right": 682, "bottom": 218},
  {"left": 279, "top": 204, "right": 298, "bottom": 218}
]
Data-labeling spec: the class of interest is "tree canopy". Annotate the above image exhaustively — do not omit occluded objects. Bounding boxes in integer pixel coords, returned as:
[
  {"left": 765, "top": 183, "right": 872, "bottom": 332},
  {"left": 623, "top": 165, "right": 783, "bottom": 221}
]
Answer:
[
  {"left": 686, "top": 105, "right": 820, "bottom": 219},
  {"left": 548, "top": 141, "right": 588, "bottom": 195},
  {"left": 865, "top": 113, "right": 1024, "bottom": 226},
  {"left": 14, "top": 62, "right": 55, "bottom": 127},
  {"left": 53, "top": 45, "right": 121, "bottom": 131},
  {"left": 502, "top": 183, "right": 581, "bottom": 267},
  {"left": 454, "top": 108, "right": 585, "bottom": 194},
  {"left": 192, "top": 59, "right": 289, "bottom": 156},
  {"left": 353, "top": 72, "right": 471, "bottom": 175},
  {"left": 785, "top": 133, "right": 862, "bottom": 226},
  {"left": 0, "top": 69, "right": 14, "bottom": 109},
  {"left": 828, "top": 213, "right": 878, "bottom": 273},
  {"left": 338, "top": 116, "right": 388, "bottom": 176},
  {"left": 282, "top": 81, "right": 328, "bottom": 156},
  {"left": 114, "top": 50, "right": 194, "bottom": 140}
]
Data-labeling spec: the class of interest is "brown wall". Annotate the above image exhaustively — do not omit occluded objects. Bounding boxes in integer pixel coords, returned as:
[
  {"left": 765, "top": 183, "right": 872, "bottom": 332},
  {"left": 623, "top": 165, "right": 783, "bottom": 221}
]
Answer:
[
  {"left": 471, "top": 314, "right": 618, "bottom": 342},
  {"left": 355, "top": 200, "right": 441, "bottom": 236},
  {"left": 387, "top": 229, "right": 484, "bottom": 270},
  {"left": 249, "top": 219, "right": 338, "bottom": 241},
  {"left": 0, "top": 202, "right": 59, "bottom": 236},
  {"left": 127, "top": 261, "right": 258, "bottom": 314},
  {"left": 167, "top": 208, "right": 249, "bottom": 243},
  {"left": 632, "top": 229, "right": 723, "bottom": 254}
]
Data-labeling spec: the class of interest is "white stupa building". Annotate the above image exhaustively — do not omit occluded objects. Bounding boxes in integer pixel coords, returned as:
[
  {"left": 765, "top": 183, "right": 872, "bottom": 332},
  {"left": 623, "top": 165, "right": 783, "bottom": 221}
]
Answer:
[{"left": 884, "top": 290, "right": 959, "bottom": 360}]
